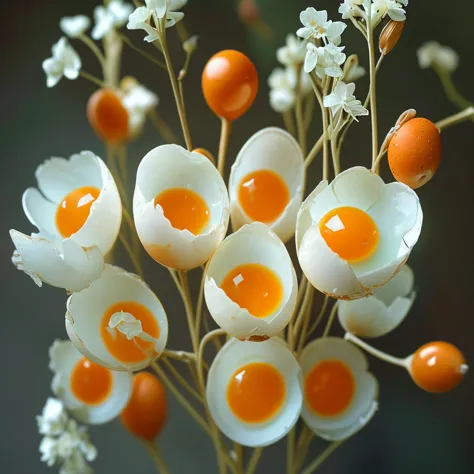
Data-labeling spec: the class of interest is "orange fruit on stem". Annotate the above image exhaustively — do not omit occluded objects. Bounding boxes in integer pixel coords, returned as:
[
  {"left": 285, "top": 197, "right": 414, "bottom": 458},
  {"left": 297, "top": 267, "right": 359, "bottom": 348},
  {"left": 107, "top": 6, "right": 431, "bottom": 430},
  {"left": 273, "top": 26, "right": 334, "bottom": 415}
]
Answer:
[
  {"left": 202, "top": 50, "right": 258, "bottom": 121},
  {"left": 193, "top": 147, "right": 216, "bottom": 165},
  {"left": 87, "top": 88, "right": 129, "bottom": 143},
  {"left": 388, "top": 117, "right": 441, "bottom": 189},
  {"left": 409, "top": 341, "right": 467, "bottom": 393},
  {"left": 120, "top": 372, "right": 167, "bottom": 441}
]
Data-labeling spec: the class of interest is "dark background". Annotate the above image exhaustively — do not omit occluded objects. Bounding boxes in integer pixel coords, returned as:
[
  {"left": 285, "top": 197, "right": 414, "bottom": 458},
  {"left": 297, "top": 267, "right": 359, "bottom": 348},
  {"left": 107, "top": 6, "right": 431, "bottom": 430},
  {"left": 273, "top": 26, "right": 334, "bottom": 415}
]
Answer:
[{"left": 1, "top": 0, "right": 473, "bottom": 473}]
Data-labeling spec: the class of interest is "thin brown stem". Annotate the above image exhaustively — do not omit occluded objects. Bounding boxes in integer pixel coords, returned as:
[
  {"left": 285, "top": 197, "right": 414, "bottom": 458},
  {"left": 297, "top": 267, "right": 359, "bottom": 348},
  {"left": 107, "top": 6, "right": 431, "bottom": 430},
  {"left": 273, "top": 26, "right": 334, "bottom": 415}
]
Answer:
[
  {"left": 283, "top": 111, "right": 297, "bottom": 137},
  {"left": 436, "top": 106, "right": 474, "bottom": 130},
  {"left": 300, "top": 440, "right": 343, "bottom": 474},
  {"left": 246, "top": 447, "right": 263, "bottom": 474},
  {"left": 143, "top": 441, "right": 170, "bottom": 474},
  {"left": 120, "top": 33, "right": 167, "bottom": 69},
  {"left": 218, "top": 118, "right": 232, "bottom": 176},
  {"left": 148, "top": 109, "right": 181, "bottom": 144},
  {"left": 367, "top": 20, "right": 379, "bottom": 167}
]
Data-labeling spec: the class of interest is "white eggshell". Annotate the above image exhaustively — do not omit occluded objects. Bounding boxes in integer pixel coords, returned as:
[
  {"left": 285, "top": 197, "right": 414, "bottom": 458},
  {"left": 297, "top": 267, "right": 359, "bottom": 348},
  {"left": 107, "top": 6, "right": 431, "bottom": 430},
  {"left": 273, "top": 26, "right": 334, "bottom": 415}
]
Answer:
[
  {"left": 295, "top": 167, "right": 423, "bottom": 299},
  {"left": 300, "top": 337, "right": 378, "bottom": 441},
  {"left": 10, "top": 229, "right": 104, "bottom": 292},
  {"left": 228, "top": 127, "right": 304, "bottom": 243},
  {"left": 66, "top": 264, "right": 168, "bottom": 372},
  {"left": 133, "top": 144, "right": 229, "bottom": 270},
  {"left": 22, "top": 151, "right": 122, "bottom": 255},
  {"left": 206, "top": 338, "right": 303, "bottom": 447},
  {"left": 338, "top": 265, "right": 415, "bottom": 338},
  {"left": 204, "top": 222, "right": 298, "bottom": 340},
  {"left": 49, "top": 340, "right": 132, "bottom": 425}
]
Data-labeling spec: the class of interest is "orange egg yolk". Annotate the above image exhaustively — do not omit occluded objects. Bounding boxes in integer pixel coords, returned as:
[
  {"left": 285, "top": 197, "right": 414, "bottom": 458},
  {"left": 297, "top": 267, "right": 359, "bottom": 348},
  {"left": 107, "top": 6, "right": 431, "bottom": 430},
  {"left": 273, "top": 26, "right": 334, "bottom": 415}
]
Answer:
[
  {"left": 220, "top": 263, "right": 283, "bottom": 318},
  {"left": 305, "top": 360, "right": 355, "bottom": 417},
  {"left": 238, "top": 170, "right": 290, "bottom": 224},
  {"left": 227, "top": 362, "right": 286, "bottom": 423},
  {"left": 154, "top": 188, "right": 210, "bottom": 235},
  {"left": 70, "top": 357, "right": 112, "bottom": 405},
  {"left": 319, "top": 206, "right": 379, "bottom": 262},
  {"left": 101, "top": 301, "right": 160, "bottom": 364},
  {"left": 56, "top": 186, "right": 101, "bottom": 238}
]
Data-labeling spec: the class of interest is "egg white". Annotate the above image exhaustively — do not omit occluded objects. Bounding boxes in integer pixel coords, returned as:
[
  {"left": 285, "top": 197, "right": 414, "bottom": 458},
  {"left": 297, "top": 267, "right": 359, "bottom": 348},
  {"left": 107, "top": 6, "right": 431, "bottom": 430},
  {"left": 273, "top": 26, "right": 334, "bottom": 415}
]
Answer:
[
  {"left": 66, "top": 264, "right": 168, "bottom": 372},
  {"left": 133, "top": 144, "right": 229, "bottom": 270},
  {"left": 229, "top": 127, "right": 304, "bottom": 243},
  {"left": 204, "top": 222, "right": 298, "bottom": 340},
  {"left": 338, "top": 265, "right": 415, "bottom": 338},
  {"left": 22, "top": 151, "right": 122, "bottom": 255},
  {"left": 300, "top": 337, "right": 378, "bottom": 441},
  {"left": 296, "top": 167, "right": 422, "bottom": 299},
  {"left": 206, "top": 337, "right": 303, "bottom": 447},
  {"left": 49, "top": 340, "right": 132, "bottom": 425}
]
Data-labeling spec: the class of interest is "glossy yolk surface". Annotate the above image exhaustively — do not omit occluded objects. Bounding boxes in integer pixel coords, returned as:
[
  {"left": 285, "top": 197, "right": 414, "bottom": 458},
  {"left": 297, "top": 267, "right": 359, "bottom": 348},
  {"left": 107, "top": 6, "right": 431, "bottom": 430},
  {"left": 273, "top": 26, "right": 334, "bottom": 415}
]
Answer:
[
  {"left": 227, "top": 362, "right": 285, "bottom": 423},
  {"left": 70, "top": 357, "right": 112, "bottom": 405},
  {"left": 238, "top": 170, "right": 290, "bottom": 224},
  {"left": 220, "top": 263, "right": 283, "bottom": 318},
  {"left": 101, "top": 301, "right": 160, "bottom": 363},
  {"left": 305, "top": 360, "right": 355, "bottom": 417},
  {"left": 154, "top": 188, "right": 210, "bottom": 235},
  {"left": 319, "top": 206, "right": 379, "bottom": 262},
  {"left": 56, "top": 186, "right": 101, "bottom": 238}
]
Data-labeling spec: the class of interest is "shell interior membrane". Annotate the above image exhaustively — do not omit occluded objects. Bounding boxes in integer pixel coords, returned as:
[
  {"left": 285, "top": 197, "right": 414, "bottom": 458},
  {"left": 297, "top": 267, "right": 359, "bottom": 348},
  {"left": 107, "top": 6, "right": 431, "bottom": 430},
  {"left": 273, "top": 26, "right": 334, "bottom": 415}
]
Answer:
[
  {"left": 22, "top": 151, "right": 122, "bottom": 255},
  {"left": 300, "top": 337, "right": 378, "bottom": 441},
  {"left": 204, "top": 222, "right": 297, "bottom": 340},
  {"left": 229, "top": 127, "right": 304, "bottom": 243},
  {"left": 206, "top": 338, "right": 303, "bottom": 447},
  {"left": 338, "top": 264, "right": 416, "bottom": 338},
  {"left": 133, "top": 144, "right": 229, "bottom": 270},
  {"left": 66, "top": 264, "right": 168, "bottom": 372},
  {"left": 296, "top": 167, "right": 422, "bottom": 299},
  {"left": 49, "top": 340, "right": 132, "bottom": 425}
]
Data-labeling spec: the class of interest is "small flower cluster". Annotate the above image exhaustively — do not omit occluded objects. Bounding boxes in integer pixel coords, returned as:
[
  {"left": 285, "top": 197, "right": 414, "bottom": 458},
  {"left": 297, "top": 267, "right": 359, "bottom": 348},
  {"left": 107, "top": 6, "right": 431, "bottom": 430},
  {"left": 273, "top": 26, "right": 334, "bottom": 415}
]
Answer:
[{"left": 37, "top": 398, "right": 97, "bottom": 474}]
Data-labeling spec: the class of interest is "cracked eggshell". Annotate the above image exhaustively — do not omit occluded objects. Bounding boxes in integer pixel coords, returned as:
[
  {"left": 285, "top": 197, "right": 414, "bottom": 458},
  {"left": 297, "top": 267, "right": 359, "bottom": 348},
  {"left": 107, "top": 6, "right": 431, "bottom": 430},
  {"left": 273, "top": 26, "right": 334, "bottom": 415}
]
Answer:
[
  {"left": 22, "top": 151, "right": 122, "bottom": 255},
  {"left": 300, "top": 337, "right": 378, "bottom": 441},
  {"left": 133, "top": 144, "right": 229, "bottom": 270},
  {"left": 204, "top": 222, "right": 298, "bottom": 340},
  {"left": 66, "top": 264, "right": 168, "bottom": 372},
  {"left": 296, "top": 167, "right": 422, "bottom": 300},
  {"left": 49, "top": 340, "right": 132, "bottom": 425},
  {"left": 228, "top": 127, "right": 304, "bottom": 243},
  {"left": 338, "top": 265, "right": 415, "bottom": 338},
  {"left": 206, "top": 337, "right": 303, "bottom": 447}
]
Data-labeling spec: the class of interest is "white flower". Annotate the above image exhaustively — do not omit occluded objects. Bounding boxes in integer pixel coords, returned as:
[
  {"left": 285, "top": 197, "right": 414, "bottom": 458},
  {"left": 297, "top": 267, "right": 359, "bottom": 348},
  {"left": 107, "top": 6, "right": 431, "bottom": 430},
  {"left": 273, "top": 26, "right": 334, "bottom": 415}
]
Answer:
[
  {"left": 371, "top": 0, "right": 407, "bottom": 23},
  {"left": 127, "top": 0, "right": 187, "bottom": 41},
  {"left": 323, "top": 81, "right": 368, "bottom": 119},
  {"left": 60, "top": 15, "right": 90, "bottom": 38},
  {"left": 92, "top": 0, "right": 133, "bottom": 40},
  {"left": 42, "top": 37, "right": 81, "bottom": 88},
  {"left": 37, "top": 398, "right": 68, "bottom": 436},
  {"left": 345, "top": 64, "right": 366, "bottom": 81},
  {"left": 37, "top": 401, "right": 97, "bottom": 474},
  {"left": 121, "top": 80, "right": 159, "bottom": 136},
  {"left": 297, "top": 8, "right": 346, "bottom": 46},
  {"left": 268, "top": 68, "right": 296, "bottom": 112},
  {"left": 304, "top": 43, "right": 346, "bottom": 77},
  {"left": 277, "top": 35, "right": 306, "bottom": 67},
  {"left": 339, "top": 0, "right": 365, "bottom": 20},
  {"left": 417, "top": 41, "right": 459, "bottom": 73},
  {"left": 183, "top": 34, "right": 198, "bottom": 53}
]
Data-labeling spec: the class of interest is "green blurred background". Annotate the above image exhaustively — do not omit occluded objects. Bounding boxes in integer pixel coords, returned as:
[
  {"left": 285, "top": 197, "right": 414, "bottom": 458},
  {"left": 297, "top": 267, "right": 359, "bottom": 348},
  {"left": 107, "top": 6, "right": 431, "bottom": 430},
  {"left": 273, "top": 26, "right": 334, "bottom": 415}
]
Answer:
[{"left": 1, "top": 0, "right": 473, "bottom": 473}]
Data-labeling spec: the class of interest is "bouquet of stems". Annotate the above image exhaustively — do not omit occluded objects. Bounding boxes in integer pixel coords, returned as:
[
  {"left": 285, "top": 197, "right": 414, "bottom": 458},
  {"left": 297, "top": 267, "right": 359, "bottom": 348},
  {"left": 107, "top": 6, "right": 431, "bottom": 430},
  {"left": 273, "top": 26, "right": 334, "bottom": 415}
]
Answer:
[{"left": 11, "top": 1, "right": 472, "bottom": 473}]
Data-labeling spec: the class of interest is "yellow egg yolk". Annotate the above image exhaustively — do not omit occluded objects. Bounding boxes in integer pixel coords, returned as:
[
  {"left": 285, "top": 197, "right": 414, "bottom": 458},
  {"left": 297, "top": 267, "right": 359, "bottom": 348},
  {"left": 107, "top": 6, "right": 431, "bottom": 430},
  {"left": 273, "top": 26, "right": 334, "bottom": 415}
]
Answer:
[
  {"left": 101, "top": 301, "right": 160, "bottom": 364},
  {"left": 227, "top": 362, "right": 286, "bottom": 423},
  {"left": 56, "top": 186, "right": 101, "bottom": 238},
  {"left": 305, "top": 360, "right": 355, "bottom": 417},
  {"left": 154, "top": 188, "right": 210, "bottom": 235},
  {"left": 238, "top": 169, "right": 290, "bottom": 224},
  {"left": 220, "top": 263, "right": 283, "bottom": 318},
  {"left": 70, "top": 357, "right": 112, "bottom": 405},
  {"left": 319, "top": 206, "right": 379, "bottom": 262}
]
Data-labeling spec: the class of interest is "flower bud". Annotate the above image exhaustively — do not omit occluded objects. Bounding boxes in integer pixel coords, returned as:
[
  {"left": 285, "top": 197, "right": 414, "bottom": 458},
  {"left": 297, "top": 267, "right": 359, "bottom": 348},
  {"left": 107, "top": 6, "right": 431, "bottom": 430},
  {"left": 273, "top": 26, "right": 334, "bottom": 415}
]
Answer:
[
  {"left": 183, "top": 35, "right": 198, "bottom": 54},
  {"left": 379, "top": 20, "right": 405, "bottom": 55}
]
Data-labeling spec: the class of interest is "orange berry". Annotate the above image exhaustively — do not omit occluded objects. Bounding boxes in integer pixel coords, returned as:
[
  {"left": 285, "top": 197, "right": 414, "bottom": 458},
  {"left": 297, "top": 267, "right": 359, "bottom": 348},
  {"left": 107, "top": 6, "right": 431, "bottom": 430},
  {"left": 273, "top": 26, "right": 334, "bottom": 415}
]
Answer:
[
  {"left": 238, "top": 0, "right": 260, "bottom": 24},
  {"left": 193, "top": 147, "right": 216, "bottom": 165},
  {"left": 410, "top": 341, "right": 467, "bottom": 393},
  {"left": 120, "top": 372, "right": 167, "bottom": 441},
  {"left": 202, "top": 50, "right": 258, "bottom": 121},
  {"left": 388, "top": 117, "right": 441, "bottom": 189},
  {"left": 87, "top": 88, "right": 129, "bottom": 143}
]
